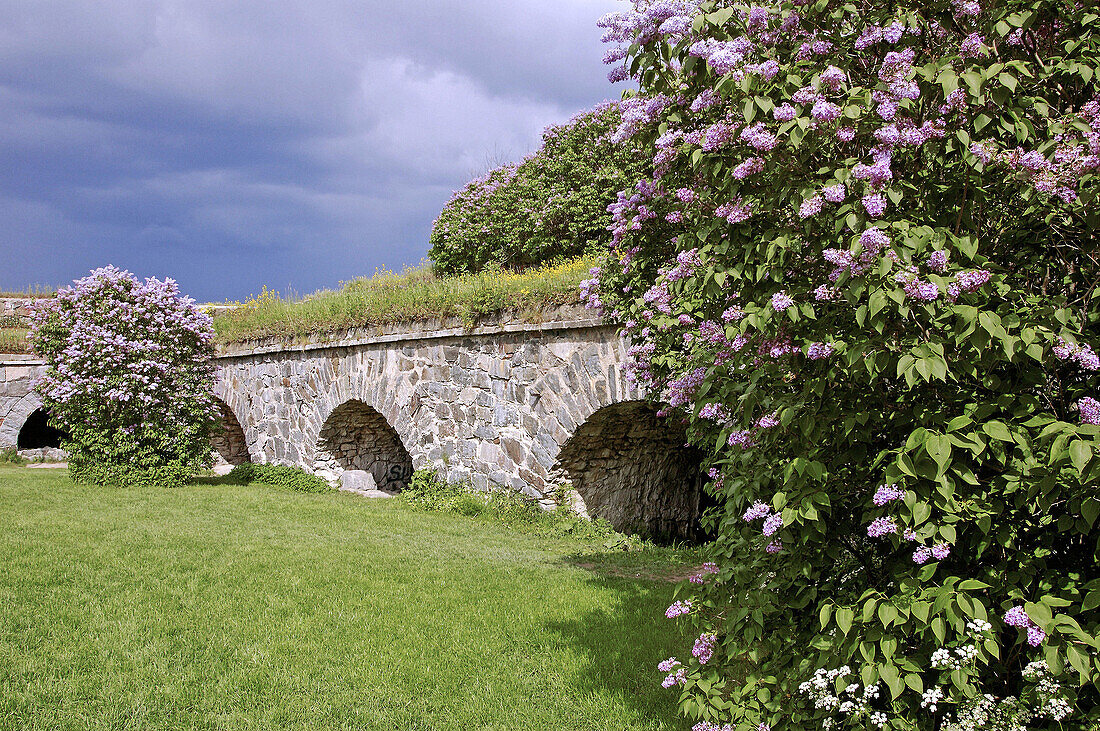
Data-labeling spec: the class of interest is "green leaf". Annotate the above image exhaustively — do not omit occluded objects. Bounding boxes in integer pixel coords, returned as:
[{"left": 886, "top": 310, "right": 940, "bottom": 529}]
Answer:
[
  {"left": 1069, "top": 440, "right": 1092, "bottom": 474},
  {"left": 836, "top": 607, "right": 855, "bottom": 635}
]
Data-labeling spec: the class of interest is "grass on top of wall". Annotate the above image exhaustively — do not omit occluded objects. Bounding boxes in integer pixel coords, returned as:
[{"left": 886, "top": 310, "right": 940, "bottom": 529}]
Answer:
[
  {"left": 211, "top": 257, "right": 594, "bottom": 345},
  {"left": 0, "top": 328, "right": 30, "bottom": 354},
  {"left": 0, "top": 466, "right": 696, "bottom": 730}
]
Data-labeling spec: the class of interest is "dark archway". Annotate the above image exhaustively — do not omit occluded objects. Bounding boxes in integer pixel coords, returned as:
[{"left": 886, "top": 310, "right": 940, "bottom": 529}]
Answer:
[
  {"left": 555, "top": 401, "right": 708, "bottom": 543},
  {"left": 212, "top": 399, "right": 251, "bottom": 466},
  {"left": 316, "top": 400, "right": 413, "bottom": 492},
  {"left": 17, "top": 408, "right": 67, "bottom": 450}
]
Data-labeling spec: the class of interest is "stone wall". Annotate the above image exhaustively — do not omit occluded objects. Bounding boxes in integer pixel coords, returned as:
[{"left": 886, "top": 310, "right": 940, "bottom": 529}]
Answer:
[
  {"left": 555, "top": 401, "right": 706, "bottom": 540},
  {"left": 0, "top": 355, "right": 48, "bottom": 451},
  {"left": 0, "top": 305, "right": 708, "bottom": 538},
  {"left": 0, "top": 297, "right": 38, "bottom": 326}
]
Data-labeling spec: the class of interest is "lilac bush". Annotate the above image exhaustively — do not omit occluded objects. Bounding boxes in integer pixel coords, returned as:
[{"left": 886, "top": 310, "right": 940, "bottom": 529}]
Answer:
[
  {"left": 428, "top": 102, "right": 650, "bottom": 275},
  {"left": 589, "top": 0, "right": 1100, "bottom": 728},
  {"left": 30, "top": 266, "right": 218, "bottom": 486}
]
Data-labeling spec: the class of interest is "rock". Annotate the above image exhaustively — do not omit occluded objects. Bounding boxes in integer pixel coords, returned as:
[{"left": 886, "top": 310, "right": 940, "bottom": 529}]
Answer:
[{"left": 340, "top": 469, "right": 377, "bottom": 492}]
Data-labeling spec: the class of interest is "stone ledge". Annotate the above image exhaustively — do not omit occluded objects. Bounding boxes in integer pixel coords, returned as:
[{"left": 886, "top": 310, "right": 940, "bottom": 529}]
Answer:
[
  {"left": 215, "top": 305, "right": 612, "bottom": 360},
  {"left": 0, "top": 355, "right": 44, "bottom": 366}
]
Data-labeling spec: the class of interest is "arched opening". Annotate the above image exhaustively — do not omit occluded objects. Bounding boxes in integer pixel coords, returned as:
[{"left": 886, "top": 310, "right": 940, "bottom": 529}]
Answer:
[
  {"left": 555, "top": 401, "right": 709, "bottom": 543},
  {"left": 17, "top": 408, "right": 67, "bottom": 450},
  {"left": 212, "top": 399, "right": 251, "bottom": 466},
  {"left": 315, "top": 400, "right": 413, "bottom": 492}
]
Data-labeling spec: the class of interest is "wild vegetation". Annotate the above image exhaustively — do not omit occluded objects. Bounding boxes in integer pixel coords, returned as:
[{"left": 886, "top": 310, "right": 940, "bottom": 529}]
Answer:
[
  {"left": 589, "top": 0, "right": 1100, "bottom": 729},
  {"left": 211, "top": 257, "right": 593, "bottom": 344}
]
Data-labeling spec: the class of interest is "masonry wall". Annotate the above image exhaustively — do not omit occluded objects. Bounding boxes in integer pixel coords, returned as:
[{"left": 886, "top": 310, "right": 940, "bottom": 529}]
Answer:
[
  {"left": 214, "top": 309, "right": 643, "bottom": 506},
  {"left": 0, "top": 355, "right": 48, "bottom": 451},
  {"left": 0, "top": 305, "right": 708, "bottom": 538}
]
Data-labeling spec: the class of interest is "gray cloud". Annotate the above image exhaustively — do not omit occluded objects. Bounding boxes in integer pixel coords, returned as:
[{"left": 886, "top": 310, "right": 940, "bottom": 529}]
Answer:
[{"left": 0, "top": 0, "right": 624, "bottom": 300}]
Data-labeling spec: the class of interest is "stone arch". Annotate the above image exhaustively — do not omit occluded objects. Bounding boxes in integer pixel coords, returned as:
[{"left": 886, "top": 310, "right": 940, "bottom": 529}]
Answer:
[
  {"left": 17, "top": 407, "right": 67, "bottom": 449},
  {"left": 554, "top": 400, "right": 706, "bottom": 542},
  {"left": 0, "top": 392, "right": 45, "bottom": 449},
  {"left": 212, "top": 398, "right": 251, "bottom": 465},
  {"left": 314, "top": 399, "right": 413, "bottom": 491}
]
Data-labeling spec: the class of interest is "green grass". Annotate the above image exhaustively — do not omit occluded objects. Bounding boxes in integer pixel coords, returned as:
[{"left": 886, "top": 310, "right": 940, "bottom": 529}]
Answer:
[
  {"left": 0, "top": 467, "right": 695, "bottom": 730},
  {"left": 212, "top": 258, "right": 593, "bottom": 345},
  {"left": 0, "top": 328, "right": 30, "bottom": 353}
]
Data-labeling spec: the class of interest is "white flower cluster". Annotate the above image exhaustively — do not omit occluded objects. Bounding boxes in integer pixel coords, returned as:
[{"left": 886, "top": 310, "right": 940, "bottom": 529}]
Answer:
[
  {"left": 922, "top": 687, "right": 945, "bottom": 713},
  {"left": 940, "top": 661, "right": 1074, "bottom": 731},
  {"left": 931, "top": 619, "right": 990, "bottom": 670},
  {"left": 798, "top": 667, "right": 884, "bottom": 729},
  {"left": 966, "top": 618, "right": 992, "bottom": 635}
]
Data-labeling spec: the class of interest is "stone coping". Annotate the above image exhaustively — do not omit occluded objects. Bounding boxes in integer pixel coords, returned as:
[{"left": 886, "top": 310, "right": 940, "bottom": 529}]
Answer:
[
  {"left": 0, "top": 354, "right": 43, "bottom": 365},
  {"left": 215, "top": 306, "right": 612, "bottom": 360}
]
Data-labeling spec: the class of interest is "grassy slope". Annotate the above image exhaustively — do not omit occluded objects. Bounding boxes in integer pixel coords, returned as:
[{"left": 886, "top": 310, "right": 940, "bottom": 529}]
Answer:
[
  {"left": 0, "top": 468, "right": 691, "bottom": 730},
  {"left": 211, "top": 258, "right": 593, "bottom": 345}
]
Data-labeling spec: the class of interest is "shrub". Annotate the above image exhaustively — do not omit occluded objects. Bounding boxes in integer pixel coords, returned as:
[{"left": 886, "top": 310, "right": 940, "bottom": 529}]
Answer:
[
  {"left": 590, "top": 1, "right": 1099, "bottom": 729},
  {"left": 227, "top": 463, "right": 332, "bottom": 493},
  {"left": 30, "top": 267, "right": 218, "bottom": 487},
  {"left": 0, "top": 448, "right": 26, "bottom": 465},
  {"left": 428, "top": 103, "right": 651, "bottom": 276}
]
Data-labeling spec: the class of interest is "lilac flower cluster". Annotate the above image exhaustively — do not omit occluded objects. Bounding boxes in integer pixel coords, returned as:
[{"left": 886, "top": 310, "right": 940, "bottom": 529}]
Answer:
[
  {"left": 666, "top": 600, "right": 692, "bottom": 618},
  {"left": 1076, "top": 397, "right": 1100, "bottom": 425},
  {"left": 866, "top": 517, "right": 898, "bottom": 538},
  {"left": 1004, "top": 605, "right": 1046, "bottom": 646},
  {"left": 658, "top": 657, "right": 687, "bottom": 687},
  {"left": 692, "top": 632, "right": 717, "bottom": 664},
  {"left": 872, "top": 484, "right": 904, "bottom": 505},
  {"left": 1053, "top": 338, "right": 1100, "bottom": 371}
]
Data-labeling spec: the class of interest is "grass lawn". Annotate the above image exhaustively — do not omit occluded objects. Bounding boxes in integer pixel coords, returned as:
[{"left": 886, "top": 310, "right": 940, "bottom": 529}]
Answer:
[{"left": 0, "top": 467, "right": 693, "bottom": 730}]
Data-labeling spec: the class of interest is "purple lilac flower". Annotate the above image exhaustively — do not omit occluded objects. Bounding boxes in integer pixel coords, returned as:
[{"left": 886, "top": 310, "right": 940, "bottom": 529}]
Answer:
[
  {"left": 931, "top": 543, "right": 951, "bottom": 560},
  {"left": 811, "top": 101, "right": 841, "bottom": 123},
  {"left": 873, "top": 484, "right": 904, "bottom": 505},
  {"left": 1027, "top": 625, "right": 1047, "bottom": 647},
  {"left": 1004, "top": 606, "right": 1031, "bottom": 628},
  {"left": 862, "top": 193, "right": 887, "bottom": 218},
  {"left": 666, "top": 601, "right": 692, "bottom": 619},
  {"left": 728, "top": 430, "right": 754, "bottom": 448},
  {"left": 926, "top": 250, "right": 949, "bottom": 273},
  {"left": 743, "top": 501, "right": 772, "bottom": 522},
  {"left": 1076, "top": 397, "right": 1100, "bottom": 425},
  {"left": 662, "top": 667, "right": 688, "bottom": 687},
  {"left": 762, "top": 513, "right": 783, "bottom": 536},
  {"left": 807, "top": 342, "right": 834, "bottom": 360},
  {"left": 756, "top": 413, "right": 780, "bottom": 429},
  {"left": 836, "top": 126, "right": 856, "bottom": 142},
  {"left": 867, "top": 517, "right": 898, "bottom": 538},
  {"left": 692, "top": 633, "right": 717, "bottom": 664},
  {"left": 903, "top": 529, "right": 918, "bottom": 541},
  {"left": 773, "top": 103, "right": 796, "bottom": 122},
  {"left": 913, "top": 547, "right": 932, "bottom": 564},
  {"left": 657, "top": 657, "right": 681, "bottom": 673},
  {"left": 820, "top": 65, "right": 846, "bottom": 90},
  {"left": 765, "top": 540, "right": 782, "bottom": 553},
  {"left": 955, "top": 269, "right": 991, "bottom": 292},
  {"left": 772, "top": 291, "right": 794, "bottom": 311},
  {"left": 799, "top": 195, "right": 824, "bottom": 219},
  {"left": 822, "top": 184, "right": 846, "bottom": 203},
  {"left": 733, "top": 157, "right": 765, "bottom": 180}
]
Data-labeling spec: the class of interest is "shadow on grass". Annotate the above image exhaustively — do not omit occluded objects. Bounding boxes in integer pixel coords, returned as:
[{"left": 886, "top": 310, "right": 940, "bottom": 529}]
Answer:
[
  {"left": 562, "top": 547, "right": 705, "bottom": 583},
  {"left": 544, "top": 566, "right": 693, "bottom": 728},
  {"left": 189, "top": 472, "right": 249, "bottom": 487}
]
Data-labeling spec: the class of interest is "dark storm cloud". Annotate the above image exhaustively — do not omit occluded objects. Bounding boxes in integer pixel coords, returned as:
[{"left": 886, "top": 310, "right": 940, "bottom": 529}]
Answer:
[{"left": 0, "top": 0, "right": 624, "bottom": 300}]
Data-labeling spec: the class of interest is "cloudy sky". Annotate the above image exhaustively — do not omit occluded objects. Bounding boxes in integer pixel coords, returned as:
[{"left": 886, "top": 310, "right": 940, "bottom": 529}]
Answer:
[{"left": 0, "top": 0, "right": 623, "bottom": 301}]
